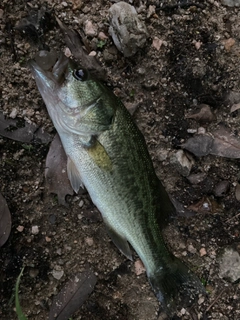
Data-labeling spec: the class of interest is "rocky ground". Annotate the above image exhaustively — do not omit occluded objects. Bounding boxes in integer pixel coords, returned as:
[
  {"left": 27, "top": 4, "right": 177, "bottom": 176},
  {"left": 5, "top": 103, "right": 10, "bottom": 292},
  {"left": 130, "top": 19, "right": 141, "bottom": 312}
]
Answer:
[{"left": 0, "top": 0, "right": 240, "bottom": 319}]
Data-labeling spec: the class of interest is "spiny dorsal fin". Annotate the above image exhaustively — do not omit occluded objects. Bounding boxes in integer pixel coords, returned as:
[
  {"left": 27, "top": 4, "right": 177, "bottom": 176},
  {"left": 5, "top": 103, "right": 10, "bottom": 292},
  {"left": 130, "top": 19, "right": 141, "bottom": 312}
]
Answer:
[{"left": 67, "top": 157, "right": 84, "bottom": 193}]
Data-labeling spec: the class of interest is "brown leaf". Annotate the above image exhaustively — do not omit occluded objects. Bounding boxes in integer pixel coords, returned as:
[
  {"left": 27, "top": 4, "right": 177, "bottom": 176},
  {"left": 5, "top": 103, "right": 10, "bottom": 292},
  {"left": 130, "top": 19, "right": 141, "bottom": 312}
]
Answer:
[
  {"left": 45, "top": 134, "right": 74, "bottom": 205},
  {"left": 211, "top": 125, "right": 240, "bottom": 158},
  {"left": 49, "top": 270, "right": 97, "bottom": 320},
  {"left": 0, "top": 192, "right": 12, "bottom": 247},
  {"left": 186, "top": 104, "right": 215, "bottom": 123},
  {"left": 0, "top": 112, "right": 51, "bottom": 144}
]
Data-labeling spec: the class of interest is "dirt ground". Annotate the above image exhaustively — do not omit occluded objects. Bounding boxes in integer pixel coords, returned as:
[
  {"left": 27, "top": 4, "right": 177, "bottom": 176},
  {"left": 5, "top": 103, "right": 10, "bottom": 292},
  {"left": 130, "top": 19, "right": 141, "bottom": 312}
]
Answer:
[{"left": 0, "top": 0, "right": 240, "bottom": 319}]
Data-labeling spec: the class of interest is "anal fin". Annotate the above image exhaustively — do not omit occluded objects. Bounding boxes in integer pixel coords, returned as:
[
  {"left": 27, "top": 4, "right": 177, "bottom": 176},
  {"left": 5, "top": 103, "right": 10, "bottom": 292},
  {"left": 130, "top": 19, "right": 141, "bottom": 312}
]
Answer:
[
  {"left": 67, "top": 157, "right": 84, "bottom": 193},
  {"left": 105, "top": 222, "right": 132, "bottom": 260}
]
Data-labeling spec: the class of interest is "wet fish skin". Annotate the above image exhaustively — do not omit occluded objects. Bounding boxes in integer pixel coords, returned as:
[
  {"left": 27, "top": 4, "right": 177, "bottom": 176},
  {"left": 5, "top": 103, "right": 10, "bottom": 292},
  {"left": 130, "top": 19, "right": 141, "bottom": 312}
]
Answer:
[{"left": 30, "top": 52, "right": 204, "bottom": 313}]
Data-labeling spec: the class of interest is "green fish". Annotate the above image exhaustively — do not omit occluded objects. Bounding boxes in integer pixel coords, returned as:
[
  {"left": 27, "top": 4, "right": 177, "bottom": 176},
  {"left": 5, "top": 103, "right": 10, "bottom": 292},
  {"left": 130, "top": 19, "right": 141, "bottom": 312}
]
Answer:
[{"left": 30, "top": 52, "right": 204, "bottom": 314}]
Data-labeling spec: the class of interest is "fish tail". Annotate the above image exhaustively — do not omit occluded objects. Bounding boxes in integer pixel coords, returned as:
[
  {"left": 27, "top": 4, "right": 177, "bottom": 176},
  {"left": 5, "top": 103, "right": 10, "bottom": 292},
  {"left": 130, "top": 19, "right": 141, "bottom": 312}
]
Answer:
[{"left": 148, "top": 257, "right": 205, "bottom": 315}]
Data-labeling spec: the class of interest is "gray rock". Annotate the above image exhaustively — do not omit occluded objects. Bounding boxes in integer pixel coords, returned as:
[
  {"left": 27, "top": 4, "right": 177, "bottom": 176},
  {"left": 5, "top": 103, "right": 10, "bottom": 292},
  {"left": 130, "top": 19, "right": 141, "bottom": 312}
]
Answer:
[
  {"left": 221, "top": 0, "right": 240, "bottom": 7},
  {"left": 170, "top": 150, "right": 194, "bottom": 177},
  {"left": 108, "top": 2, "right": 148, "bottom": 57},
  {"left": 218, "top": 245, "right": 240, "bottom": 283}
]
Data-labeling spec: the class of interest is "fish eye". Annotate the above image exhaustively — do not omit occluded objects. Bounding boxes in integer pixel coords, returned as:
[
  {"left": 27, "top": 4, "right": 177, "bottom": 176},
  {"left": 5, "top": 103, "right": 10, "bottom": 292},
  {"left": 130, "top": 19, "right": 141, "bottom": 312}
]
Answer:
[{"left": 73, "top": 69, "right": 87, "bottom": 81}]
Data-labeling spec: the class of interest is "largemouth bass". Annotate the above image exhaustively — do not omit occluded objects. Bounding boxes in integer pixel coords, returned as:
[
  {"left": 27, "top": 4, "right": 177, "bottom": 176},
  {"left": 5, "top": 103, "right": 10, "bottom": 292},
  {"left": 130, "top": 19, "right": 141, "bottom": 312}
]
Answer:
[{"left": 30, "top": 52, "right": 204, "bottom": 313}]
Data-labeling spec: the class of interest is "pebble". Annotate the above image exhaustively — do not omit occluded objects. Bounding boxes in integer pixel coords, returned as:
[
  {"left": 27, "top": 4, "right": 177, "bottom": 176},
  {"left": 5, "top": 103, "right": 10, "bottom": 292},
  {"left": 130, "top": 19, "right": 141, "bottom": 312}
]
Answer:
[
  {"left": 188, "top": 244, "right": 197, "bottom": 254},
  {"left": 52, "top": 269, "right": 64, "bottom": 280},
  {"left": 29, "top": 268, "right": 39, "bottom": 278},
  {"left": 214, "top": 180, "right": 230, "bottom": 197},
  {"left": 17, "top": 225, "right": 24, "bottom": 232},
  {"left": 84, "top": 20, "right": 97, "bottom": 37},
  {"left": 200, "top": 247, "right": 207, "bottom": 256},
  {"left": 9, "top": 108, "right": 18, "bottom": 119},
  {"left": 221, "top": 0, "right": 240, "bottom": 7},
  {"left": 152, "top": 37, "right": 163, "bottom": 51},
  {"left": 218, "top": 245, "right": 240, "bottom": 282},
  {"left": 187, "top": 173, "right": 207, "bottom": 185},
  {"left": 70, "top": 0, "right": 83, "bottom": 10},
  {"left": 222, "top": 38, "right": 235, "bottom": 51},
  {"left": 170, "top": 149, "right": 194, "bottom": 177},
  {"left": 98, "top": 32, "right": 108, "bottom": 40},
  {"left": 85, "top": 237, "right": 94, "bottom": 246},
  {"left": 31, "top": 225, "right": 39, "bottom": 235},
  {"left": 134, "top": 259, "right": 145, "bottom": 275},
  {"left": 79, "top": 200, "right": 84, "bottom": 207}
]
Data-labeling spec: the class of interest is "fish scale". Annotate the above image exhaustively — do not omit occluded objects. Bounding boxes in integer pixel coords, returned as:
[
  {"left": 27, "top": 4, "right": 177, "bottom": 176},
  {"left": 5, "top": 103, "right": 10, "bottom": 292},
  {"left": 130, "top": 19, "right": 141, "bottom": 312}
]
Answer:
[{"left": 30, "top": 52, "right": 205, "bottom": 314}]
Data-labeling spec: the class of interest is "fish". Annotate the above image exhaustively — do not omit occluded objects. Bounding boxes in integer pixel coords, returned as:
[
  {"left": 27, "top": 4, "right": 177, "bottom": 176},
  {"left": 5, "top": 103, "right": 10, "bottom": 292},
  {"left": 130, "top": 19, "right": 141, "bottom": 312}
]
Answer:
[{"left": 29, "top": 51, "right": 205, "bottom": 314}]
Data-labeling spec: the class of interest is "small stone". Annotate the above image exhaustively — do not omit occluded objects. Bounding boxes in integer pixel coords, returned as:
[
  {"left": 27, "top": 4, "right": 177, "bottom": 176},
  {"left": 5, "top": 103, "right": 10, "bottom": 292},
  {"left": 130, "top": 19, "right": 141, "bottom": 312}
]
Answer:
[
  {"left": 79, "top": 200, "right": 84, "bottom": 207},
  {"left": 64, "top": 47, "right": 72, "bottom": 57},
  {"left": 222, "top": 38, "right": 235, "bottom": 51},
  {"left": 187, "top": 173, "right": 207, "bottom": 185},
  {"left": 84, "top": 20, "right": 97, "bottom": 37},
  {"left": 31, "top": 226, "right": 39, "bottom": 235},
  {"left": 214, "top": 180, "right": 230, "bottom": 197},
  {"left": 152, "top": 37, "right": 163, "bottom": 51},
  {"left": 17, "top": 225, "right": 24, "bottom": 232},
  {"left": 218, "top": 245, "right": 240, "bottom": 283},
  {"left": 45, "top": 236, "right": 51, "bottom": 242},
  {"left": 61, "top": 2, "right": 68, "bottom": 7},
  {"left": 170, "top": 150, "right": 194, "bottom": 177},
  {"left": 70, "top": 0, "right": 83, "bottom": 10},
  {"left": 198, "top": 296, "right": 205, "bottom": 304},
  {"left": 134, "top": 259, "right": 145, "bottom": 275},
  {"left": 221, "top": 0, "right": 240, "bottom": 7},
  {"left": 180, "top": 308, "right": 186, "bottom": 315},
  {"left": 29, "top": 268, "right": 39, "bottom": 278},
  {"left": 85, "top": 237, "right": 94, "bottom": 246},
  {"left": 98, "top": 32, "right": 108, "bottom": 40},
  {"left": 200, "top": 247, "right": 207, "bottom": 256},
  {"left": 52, "top": 269, "right": 64, "bottom": 280},
  {"left": 188, "top": 244, "right": 197, "bottom": 254},
  {"left": 89, "top": 51, "right": 97, "bottom": 56},
  {"left": 9, "top": 108, "right": 18, "bottom": 119}
]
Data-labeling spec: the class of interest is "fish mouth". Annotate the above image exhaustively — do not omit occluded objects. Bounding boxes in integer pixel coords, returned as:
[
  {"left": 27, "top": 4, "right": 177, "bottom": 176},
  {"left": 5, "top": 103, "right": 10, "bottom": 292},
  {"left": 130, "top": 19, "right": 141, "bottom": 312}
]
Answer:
[{"left": 29, "top": 51, "right": 69, "bottom": 85}]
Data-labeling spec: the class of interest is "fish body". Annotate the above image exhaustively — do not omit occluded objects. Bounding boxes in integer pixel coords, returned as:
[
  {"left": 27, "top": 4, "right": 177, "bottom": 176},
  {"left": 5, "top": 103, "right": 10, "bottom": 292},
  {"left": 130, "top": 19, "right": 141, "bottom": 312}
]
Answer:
[{"left": 30, "top": 52, "right": 204, "bottom": 313}]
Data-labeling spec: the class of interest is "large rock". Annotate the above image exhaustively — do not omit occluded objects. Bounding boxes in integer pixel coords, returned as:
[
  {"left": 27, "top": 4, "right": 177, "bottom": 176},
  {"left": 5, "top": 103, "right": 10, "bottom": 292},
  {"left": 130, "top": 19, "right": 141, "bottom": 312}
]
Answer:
[{"left": 108, "top": 2, "right": 148, "bottom": 57}]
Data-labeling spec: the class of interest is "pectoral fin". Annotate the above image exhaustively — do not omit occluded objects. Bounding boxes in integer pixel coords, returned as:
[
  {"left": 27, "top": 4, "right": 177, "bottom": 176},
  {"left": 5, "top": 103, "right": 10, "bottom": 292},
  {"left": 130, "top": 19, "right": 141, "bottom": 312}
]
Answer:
[
  {"left": 67, "top": 157, "right": 84, "bottom": 193},
  {"left": 87, "top": 139, "right": 112, "bottom": 171},
  {"left": 105, "top": 222, "right": 132, "bottom": 260}
]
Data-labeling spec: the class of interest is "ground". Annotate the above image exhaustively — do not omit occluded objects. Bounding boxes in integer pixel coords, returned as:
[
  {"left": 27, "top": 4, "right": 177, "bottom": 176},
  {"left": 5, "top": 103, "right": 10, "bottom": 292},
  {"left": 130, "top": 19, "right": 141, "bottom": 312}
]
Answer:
[{"left": 0, "top": 0, "right": 240, "bottom": 319}]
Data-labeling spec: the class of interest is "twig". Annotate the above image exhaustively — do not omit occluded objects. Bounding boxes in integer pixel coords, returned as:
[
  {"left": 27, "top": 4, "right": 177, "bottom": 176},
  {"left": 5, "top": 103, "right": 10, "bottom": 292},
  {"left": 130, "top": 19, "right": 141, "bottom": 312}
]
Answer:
[
  {"left": 156, "top": 2, "right": 206, "bottom": 12},
  {"left": 205, "top": 288, "right": 226, "bottom": 313},
  {"left": 225, "top": 212, "right": 240, "bottom": 223}
]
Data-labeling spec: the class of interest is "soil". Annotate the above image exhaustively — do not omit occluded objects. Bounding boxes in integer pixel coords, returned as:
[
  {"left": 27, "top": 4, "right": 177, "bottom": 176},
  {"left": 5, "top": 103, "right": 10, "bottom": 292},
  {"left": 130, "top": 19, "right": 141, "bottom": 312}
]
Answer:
[{"left": 0, "top": 0, "right": 240, "bottom": 319}]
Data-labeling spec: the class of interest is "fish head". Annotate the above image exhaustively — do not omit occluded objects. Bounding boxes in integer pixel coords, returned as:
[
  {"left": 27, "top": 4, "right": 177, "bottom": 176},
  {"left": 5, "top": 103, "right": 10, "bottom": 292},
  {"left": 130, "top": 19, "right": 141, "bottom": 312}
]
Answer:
[{"left": 29, "top": 51, "right": 108, "bottom": 136}]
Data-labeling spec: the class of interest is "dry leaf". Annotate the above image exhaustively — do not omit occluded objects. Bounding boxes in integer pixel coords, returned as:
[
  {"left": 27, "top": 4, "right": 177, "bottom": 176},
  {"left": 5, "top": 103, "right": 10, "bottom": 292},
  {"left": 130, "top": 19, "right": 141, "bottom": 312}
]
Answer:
[
  {"left": 0, "top": 112, "right": 51, "bottom": 144},
  {"left": 211, "top": 126, "right": 240, "bottom": 158},
  {"left": 0, "top": 192, "right": 12, "bottom": 247},
  {"left": 230, "top": 103, "right": 240, "bottom": 113},
  {"left": 49, "top": 270, "right": 97, "bottom": 320},
  {"left": 45, "top": 134, "right": 74, "bottom": 205},
  {"left": 186, "top": 104, "right": 215, "bottom": 123}
]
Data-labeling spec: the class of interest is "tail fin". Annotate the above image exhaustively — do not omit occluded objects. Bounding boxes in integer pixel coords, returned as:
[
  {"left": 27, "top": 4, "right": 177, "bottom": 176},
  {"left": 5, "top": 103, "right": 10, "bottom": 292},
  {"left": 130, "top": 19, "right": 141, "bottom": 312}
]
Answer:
[{"left": 148, "top": 257, "right": 205, "bottom": 315}]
